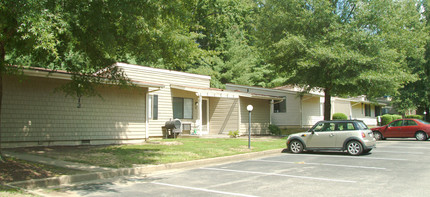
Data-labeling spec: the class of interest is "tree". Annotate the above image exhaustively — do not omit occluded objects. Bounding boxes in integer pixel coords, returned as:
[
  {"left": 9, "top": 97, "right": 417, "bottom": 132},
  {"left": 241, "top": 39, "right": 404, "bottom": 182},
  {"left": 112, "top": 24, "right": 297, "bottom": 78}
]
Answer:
[
  {"left": 257, "top": 0, "right": 425, "bottom": 120},
  {"left": 0, "top": 0, "right": 203, "bottom": 161},
  {"left": 393, "top": 0, "right": 430, "bottom": 119},
  {"left": 186, "top": 0, "right": 273, "bottom": 88}
]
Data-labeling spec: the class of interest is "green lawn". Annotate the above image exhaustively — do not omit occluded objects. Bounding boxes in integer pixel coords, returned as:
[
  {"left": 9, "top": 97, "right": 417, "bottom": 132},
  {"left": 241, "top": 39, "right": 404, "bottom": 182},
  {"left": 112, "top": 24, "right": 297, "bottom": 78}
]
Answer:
[{"left": 21, "top": 138, "right": 286, "bottom": 168}]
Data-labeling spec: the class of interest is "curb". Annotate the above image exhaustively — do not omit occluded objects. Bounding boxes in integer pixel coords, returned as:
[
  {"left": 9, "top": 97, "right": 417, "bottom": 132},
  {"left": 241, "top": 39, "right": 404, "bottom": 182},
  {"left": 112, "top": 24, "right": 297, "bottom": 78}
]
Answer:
[{"left": 7, "top": 149, "right": 284, "bottom": 189}]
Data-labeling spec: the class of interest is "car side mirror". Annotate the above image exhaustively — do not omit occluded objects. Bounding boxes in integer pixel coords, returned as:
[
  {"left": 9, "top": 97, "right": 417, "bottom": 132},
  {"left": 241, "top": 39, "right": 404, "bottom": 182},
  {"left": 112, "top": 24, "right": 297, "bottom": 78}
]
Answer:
[{"left": 311, "top": 130, "right": 315, "bottom": 134}]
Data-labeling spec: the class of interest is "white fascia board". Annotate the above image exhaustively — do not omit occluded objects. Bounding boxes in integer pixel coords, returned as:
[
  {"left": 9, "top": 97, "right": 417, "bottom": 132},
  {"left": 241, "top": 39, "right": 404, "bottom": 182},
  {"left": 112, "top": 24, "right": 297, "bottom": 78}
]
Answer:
[
  {"left": 24, "top": 69, "right": 72, "bottom": 80},
  {"left": 196, "top": 92, "right": 239, "bottom": 98},
  {"left": 350, "top": 100, "right": 387, "bottom": 106},
  {"left": 226, "top": 83, "right": 323, "bottom": 97},
  {"left": 116, "top": 62, "right": 211, "bottom": 80},
  {"left": 237, "top": 93, "right": 283, "bottom": 101},
  {"left": 23, "top": 69, "right": 164, "bottom": 88}
]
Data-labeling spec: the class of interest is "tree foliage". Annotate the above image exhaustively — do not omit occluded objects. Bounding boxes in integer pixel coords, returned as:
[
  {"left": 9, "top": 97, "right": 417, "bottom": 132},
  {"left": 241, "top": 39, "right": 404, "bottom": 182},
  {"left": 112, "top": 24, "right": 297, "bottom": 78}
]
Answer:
[
  {"left": 1, "top": 0, "right": 429, "bottom": 159},
  {"left": 0, "top": 0, "right": 203, "bottom": 159},
  {"left": 393, "top": 0, "right": 430, "bottom": 119},
  {"left": 186, "top": 0, "right": 273, "bottom": 88},
  {"left": 256, "top": 0, "right": 426, "bottom": 120}
]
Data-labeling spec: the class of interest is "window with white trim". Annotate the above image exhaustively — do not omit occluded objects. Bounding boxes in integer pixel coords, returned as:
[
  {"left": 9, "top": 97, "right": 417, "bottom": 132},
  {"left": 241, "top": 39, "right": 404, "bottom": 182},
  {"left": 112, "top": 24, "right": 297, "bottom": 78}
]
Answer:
[
  {"left": 148, "top": 95, "right": 158, "bottom": 120},
  {"left": 274, "top": 97, "right": 287, "bottom": 113},
  {"left": 173, "top": 97, "right": 193, "bottom": 119}
]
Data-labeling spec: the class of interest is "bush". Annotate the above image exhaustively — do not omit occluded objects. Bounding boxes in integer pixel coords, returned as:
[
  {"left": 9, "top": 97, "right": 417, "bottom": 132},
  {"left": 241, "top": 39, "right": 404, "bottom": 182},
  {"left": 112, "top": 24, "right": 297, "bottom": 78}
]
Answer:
[
  {"left": 332, "top": 113, "right": 348, "bottom": 120},
  {"left": 405, "top": 115, "right": 423, "bottom": 120},
  {"left": 228, "top": 130, "right": 239, "bottom": 138},
  {"left": 268, "top": 124, "right": 281, "bottom": 135},
  {"left": 381, "top": 114, "right": 402, "bottom": 125}
]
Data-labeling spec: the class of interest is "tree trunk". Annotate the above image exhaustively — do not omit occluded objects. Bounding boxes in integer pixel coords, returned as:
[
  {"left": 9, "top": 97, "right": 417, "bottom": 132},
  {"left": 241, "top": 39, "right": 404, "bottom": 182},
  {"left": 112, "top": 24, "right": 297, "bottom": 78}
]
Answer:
[
  {"left": 0, "top": 43, "right": 4, "bottom": 162},
  {"left": 324, "top": 88, "right": 332, "bottom": 120}
]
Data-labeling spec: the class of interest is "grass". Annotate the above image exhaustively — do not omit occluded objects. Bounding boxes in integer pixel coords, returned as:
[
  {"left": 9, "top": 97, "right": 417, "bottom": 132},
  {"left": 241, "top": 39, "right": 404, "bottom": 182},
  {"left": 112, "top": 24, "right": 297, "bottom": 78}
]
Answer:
[{"left": 13, "top": 138, "right": 287, "bottom": 169}]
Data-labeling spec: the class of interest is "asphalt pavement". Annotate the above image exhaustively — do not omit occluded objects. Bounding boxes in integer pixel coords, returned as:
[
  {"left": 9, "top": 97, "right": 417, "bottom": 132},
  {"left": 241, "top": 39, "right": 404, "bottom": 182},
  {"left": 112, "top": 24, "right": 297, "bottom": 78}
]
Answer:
[{"left": 29, "top": 139, "right": 430, "bottom": 197}]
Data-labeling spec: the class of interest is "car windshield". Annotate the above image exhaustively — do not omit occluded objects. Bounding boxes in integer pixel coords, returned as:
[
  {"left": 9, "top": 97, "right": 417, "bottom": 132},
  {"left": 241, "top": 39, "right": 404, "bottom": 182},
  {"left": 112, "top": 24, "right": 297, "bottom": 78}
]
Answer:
[
  {"left": 356, "top": 121, "right": 368, "bottom": 130},
  {"left": 416, "top": 119, "right": 430, "bottom": 124}
]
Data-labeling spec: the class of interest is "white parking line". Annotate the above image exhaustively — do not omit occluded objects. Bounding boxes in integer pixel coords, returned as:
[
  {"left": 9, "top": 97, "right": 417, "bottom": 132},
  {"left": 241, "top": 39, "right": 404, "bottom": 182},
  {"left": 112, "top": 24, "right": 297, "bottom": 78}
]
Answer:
[
  {"left": 151, "top": 182, "right": 258, "bottom": 197},
  {"left": 285, "top": 154, "right": 407, "bottom": 161},
  {"left": 377, "top": 146, "right": 430, "bottom": 150},
  {"left": 252, "top": 159, "right": 387, "bottom": 170},
  {"left": 373, "top": 150, "right": 424, "bottom": 154},
  {"left": 201, "top": 167, "right": 356, "bottom": 183}
]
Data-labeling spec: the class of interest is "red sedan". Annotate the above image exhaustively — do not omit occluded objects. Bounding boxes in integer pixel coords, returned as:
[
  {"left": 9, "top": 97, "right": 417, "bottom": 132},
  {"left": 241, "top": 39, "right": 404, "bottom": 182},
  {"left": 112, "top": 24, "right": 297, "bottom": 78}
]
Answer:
[{"left": 371, "top": 119, "right": 430, "bottom": 141}]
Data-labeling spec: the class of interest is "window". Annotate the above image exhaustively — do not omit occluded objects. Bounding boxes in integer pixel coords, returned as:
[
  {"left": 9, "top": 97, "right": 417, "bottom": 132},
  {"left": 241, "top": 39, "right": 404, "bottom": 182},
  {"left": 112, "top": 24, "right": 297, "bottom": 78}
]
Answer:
[
  {"left": 375, "top": 106, "right": 381, "bottom": 117},
  {"left": 389, "top": 120, "right": 403, "bottom": 127},
  {"left": 356, "top": 122, "right": 368, "bottom": 130},
  {"left": 417, "top": 119, "right": 430, "bottom": 124},
  {"left": 335, "top": 122, "right": 355, "bottom": 131},
  {"left": 274, "top": 97, "right": 286, "bottom": 113},
  {"left": 148, "top": 95, "right": 158, "bottom": 120},
  {"left": 314, "top": 122, "right": 335, "bottom": 132},
  {"left": 173, "top": 97, "right": 193, "bottom": 119},
  {"left": 365, "top": 104, "right": 371, "bottom": 117},
  {"left": 404, "top": 120, "right": 417, "bottom": 126}
]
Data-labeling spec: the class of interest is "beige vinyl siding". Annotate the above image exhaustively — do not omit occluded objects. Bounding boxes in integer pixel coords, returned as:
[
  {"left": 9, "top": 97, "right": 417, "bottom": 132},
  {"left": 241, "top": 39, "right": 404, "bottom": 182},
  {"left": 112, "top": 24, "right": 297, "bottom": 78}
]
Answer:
[
  {"left": 302, "top": 97, "right": 323, "bottom": 127},
  {"left": 117, "top": 63, "right": 210, "bottom": 88},
  {"left": 171, "top": 88, "right": 199, "bottom": 122},
  {"left": 239, "top": 97, "right": 270, "bottom": 135},
  {"left": 2, "top": 75, "right": 147, "bottom": 147},
  {"left": 333, "top": 99, "right": 351, "bottom": 118},
  {"left": 225, "top": 84, "right": 301, "bottom": 127},
  {"left": 147, "top": 86, "right": 173, "bottom": 136},
  {"left": 209, "top": 97, "right": 239, "bottom": 134},
  {"left": 350, "top": 103, "right": 377, "bottom": 126},
  {"left": 272, "top": 93, "right": 301, "bottom": 126},
  {"left": 148, "top": 88, "right": 201, "bottom": 137},
  {"left": 116, "top": 63, "right": 212, "bottom": 137}
]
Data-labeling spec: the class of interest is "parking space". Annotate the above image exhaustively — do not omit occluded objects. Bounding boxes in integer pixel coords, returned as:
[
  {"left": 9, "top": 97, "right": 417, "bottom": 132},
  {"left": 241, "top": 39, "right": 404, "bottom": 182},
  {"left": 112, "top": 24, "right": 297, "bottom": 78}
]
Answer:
[{"left": 39, "top": 140, "right": 430, "bottom": 197}]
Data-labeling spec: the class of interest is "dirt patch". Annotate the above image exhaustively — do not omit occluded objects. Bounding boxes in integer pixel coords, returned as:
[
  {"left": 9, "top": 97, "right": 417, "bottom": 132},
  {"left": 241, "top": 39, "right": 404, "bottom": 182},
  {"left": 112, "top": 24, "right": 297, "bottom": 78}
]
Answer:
[{"left": 0, "top": 157, "right": 84, "bottom": 184}]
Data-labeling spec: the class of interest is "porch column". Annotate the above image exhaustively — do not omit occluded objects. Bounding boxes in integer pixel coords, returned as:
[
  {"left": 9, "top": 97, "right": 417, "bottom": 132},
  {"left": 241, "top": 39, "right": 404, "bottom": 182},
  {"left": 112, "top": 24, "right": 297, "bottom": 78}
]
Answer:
[
  {"left": 198, "top": 95, "right": 203, "bottom": 136},
  {"left": 145, "top": 91, "right": 149, "bottom": 139},
  {"left": 270, "top": 100, "right": 274, "bottom": 125}
]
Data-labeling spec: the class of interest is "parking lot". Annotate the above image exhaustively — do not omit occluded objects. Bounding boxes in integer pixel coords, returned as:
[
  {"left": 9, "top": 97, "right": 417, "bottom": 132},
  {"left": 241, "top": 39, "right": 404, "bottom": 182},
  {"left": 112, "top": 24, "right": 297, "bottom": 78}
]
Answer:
[{"left": 39, "top": 140, "right": 430, "bottom": 197}]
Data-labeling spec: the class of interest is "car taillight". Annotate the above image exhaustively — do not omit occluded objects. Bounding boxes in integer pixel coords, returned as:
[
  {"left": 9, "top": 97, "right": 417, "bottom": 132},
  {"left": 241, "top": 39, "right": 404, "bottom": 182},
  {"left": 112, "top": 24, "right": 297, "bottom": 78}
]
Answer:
[{"left": 361, "top": 132, "right": 366, "bottom": 138}]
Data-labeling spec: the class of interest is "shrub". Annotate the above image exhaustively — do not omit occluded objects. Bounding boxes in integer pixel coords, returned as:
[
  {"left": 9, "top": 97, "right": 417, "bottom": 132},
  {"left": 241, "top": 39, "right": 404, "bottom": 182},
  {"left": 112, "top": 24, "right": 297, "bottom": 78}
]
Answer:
[
  {"left": 405, "top": 115, "right": 423, "bottom": 120},
  {"left": 268, "top": 124, "right": 281, "bottom": 135},
  {"left": 332, "top": 113, "right": 348, "bottom": 120},
  {"left": 381, "top": 114, "right": 402, "bottom": 125},
  {"left": 228, "top": 130, "right": 239, "bottom": 138}
]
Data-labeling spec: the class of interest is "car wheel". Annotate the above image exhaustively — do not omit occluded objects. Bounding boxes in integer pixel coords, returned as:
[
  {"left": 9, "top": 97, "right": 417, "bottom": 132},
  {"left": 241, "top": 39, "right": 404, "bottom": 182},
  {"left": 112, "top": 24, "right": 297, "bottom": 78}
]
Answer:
[
  {"left": 415, "top": 131, "right": 428, "bottom": 141},
  {"left": 289, "top": 140, "right": 303, "bottom": 154},
  {"left": 373, "top": 131, "right": 383, "bottom": 140},
  {"left": 346, "top": 141, "right": 363, "bottom": 156}
]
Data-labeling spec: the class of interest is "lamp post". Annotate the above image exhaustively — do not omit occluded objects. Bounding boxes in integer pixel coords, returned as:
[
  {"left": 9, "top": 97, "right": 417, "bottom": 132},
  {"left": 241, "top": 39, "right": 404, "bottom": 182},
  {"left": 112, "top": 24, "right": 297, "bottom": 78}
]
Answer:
[{"left": 247, "top": 105, "right": 253, "bottom": 149}]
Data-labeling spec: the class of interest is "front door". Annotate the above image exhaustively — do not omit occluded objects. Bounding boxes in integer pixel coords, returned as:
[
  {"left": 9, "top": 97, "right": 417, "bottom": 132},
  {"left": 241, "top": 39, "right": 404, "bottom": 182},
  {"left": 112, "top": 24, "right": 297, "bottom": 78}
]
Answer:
[{"left": 202, "top": 99, "right": 209, "bottom": 133}]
